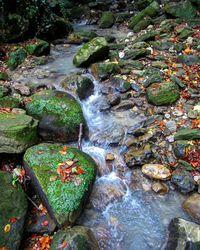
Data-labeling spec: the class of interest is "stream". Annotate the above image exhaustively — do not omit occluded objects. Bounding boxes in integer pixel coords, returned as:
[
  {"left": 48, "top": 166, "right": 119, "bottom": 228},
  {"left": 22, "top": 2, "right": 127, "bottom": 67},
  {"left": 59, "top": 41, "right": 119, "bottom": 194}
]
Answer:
[{"left": 20, "top": 25, "right": 190, "bottom": 250}]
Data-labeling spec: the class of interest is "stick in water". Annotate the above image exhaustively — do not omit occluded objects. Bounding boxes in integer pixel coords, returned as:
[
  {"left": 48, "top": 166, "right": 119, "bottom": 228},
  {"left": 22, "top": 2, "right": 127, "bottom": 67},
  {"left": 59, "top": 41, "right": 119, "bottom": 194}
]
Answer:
[{"left": 78, "top": 123, "right": 83, "bottom": 150}]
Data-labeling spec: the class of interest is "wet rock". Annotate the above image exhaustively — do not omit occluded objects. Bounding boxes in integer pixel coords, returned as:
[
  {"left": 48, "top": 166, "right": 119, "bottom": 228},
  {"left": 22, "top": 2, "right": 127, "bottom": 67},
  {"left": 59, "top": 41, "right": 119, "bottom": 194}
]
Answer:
[
  {"left": 13, "top": 84, "right": 30, "bottom": 96},
  {"left": 73, "top": 37, "right": 109, "bottom": 67},
  {"left": 177, "top": 55, "right": 200, "bottom": 65},
  {"left": 174, "top": 129, "right": 200, "bottom": 141},
  {"left": 25, "top": 90, "right": 86, "bottom": 142},
  {"left": 107, "top": 93, "right": 121, "bottom": 106},
  {"left": 165, "top": 120, "right": 177, "bottom": 133},
  {"left": 89, "top": 178, "right": 126, "bottom": 210},
  {"left": 164, "top": 1, "right": 197, "bottom": 20},
  {"left": 178, "top": 27, "right": 194, "bottom": 40},
  {"left": 0, "top": 171, "right": 27, "bottom": 250},
  {"left": 112, "top": 100, "right": 134, "bottom": 112},
  {"left": 146, "top": 82, "right": 180, "bottom": 106},
  {"left": 142, "top": 164, "right": 171, "bottom": 180},
  {"left": 171, "top": 168, "right": 196, "bottom": 194},
  {"left": 152, "top": 61, "right": 168, "bottom": 69},
  {"left": 129, "top": 1, "right": 160, "bottom": 30},
  {"left": 165, "top": 218, "right": 200, "bottom": 250},
  {"left": 91, "top": 61, "right": 120, "bottom": 80},
  {"left": 106, "top": 153, "right": 115, "bottom": 161},
  {"left": 0, "top": 112, "right": 38, "bottom": 153},
  {"left": 114, "top": 76, "right": 131, "bottom": 93},
  {"left": 173, "top": 140, "right": 193, "bottom": 158},
  {"left": 24, "top": 143, "right": 97, "bottom": 227},
  {"left": 98, "top": 11, "right": 114, "bottom": 28},
  {"left": 61, "top": 73, "right": 94, "bottom": 100},
  {"left": 124, "top": 48, "right": 147, "bottom": 60},
  {"left": 125, "top": 144, "right": 152, "bottom": 168},
  {"left": 51, "top": 226, "right": 99, "bottom": 250},
  {"left": 26, "top": 39, "right": 50, "bottom": 56},
  {"left": 7, "top": 48, "right": 27, "bottom": 70},
  {"left": 133, "top": 30, "right": 158, "bottom": 43},
  {"left": 182, "top": 194, "right": 200, "bottom": 223},
  {"left": 133, "top": 18, "right": 152, "bottom": 33},
  {"left": 150, "top": 41, "right": 173, "bottom": 51},
  {"left": 151, "top": 182, "right": 168, "bottom": 195}
]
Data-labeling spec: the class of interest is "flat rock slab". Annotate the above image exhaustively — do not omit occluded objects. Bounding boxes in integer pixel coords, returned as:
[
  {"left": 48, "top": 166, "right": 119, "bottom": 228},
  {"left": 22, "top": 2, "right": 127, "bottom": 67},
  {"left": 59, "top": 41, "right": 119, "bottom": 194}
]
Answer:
[
  {"left": 0, "top": 112, "right": 38, "bottom": 153},
  {"left": 0, "top": 171, "right": 27, "bottom": 250},
  {"left": 25, "top": 90, "right": 86, "bottom": 142},
  {"left": 23, "top": 143, "right": 97, "bottom": 227},
  {"left": 50, "top": 226, "right": 99, "bottom": 250}
]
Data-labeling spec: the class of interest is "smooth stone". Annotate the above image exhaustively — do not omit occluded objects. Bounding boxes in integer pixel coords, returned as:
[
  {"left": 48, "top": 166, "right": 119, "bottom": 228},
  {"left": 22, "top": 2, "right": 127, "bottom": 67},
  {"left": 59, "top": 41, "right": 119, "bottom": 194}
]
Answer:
[
  {"left": 151, "top": 182, "right": 168, "bottom": 195},
  {"left": 182, "top": 194, "right": 200, "bottom": 223},
  {"left": 106, "top": 153, "right": 115, "bottom": 161},
  {"left": 107, "top": 93, "right": 121, "bottom": 106},
  {"left": 142, "top": 164, "right": 171, "bottom": 180}
]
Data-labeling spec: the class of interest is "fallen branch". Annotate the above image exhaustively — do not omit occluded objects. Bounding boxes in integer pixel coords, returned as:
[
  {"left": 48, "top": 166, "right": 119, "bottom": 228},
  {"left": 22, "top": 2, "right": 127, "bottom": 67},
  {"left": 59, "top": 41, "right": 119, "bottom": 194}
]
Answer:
[
  {"left": 78, "top": 123, "right": 83, "bottom": 150},
  {"left": 26, "top": 196, "right": 40, "bottom": 211}
]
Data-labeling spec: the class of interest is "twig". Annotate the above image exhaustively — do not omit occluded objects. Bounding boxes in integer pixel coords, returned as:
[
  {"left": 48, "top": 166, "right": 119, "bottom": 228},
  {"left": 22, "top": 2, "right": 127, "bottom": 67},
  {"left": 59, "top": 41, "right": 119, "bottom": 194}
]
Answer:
[
  {"left": 78, "top": 123, "right": 83, "bottom": 150},
  {"left": 26, "top": 196, "right": 40, "bottom": 211}
]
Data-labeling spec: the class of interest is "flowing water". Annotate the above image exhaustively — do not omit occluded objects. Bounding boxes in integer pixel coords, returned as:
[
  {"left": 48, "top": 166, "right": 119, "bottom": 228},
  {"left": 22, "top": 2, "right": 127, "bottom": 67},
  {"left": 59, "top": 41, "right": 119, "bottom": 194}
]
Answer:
[{"left": 27, "top": 26, "right": 189, "bottom": 249}]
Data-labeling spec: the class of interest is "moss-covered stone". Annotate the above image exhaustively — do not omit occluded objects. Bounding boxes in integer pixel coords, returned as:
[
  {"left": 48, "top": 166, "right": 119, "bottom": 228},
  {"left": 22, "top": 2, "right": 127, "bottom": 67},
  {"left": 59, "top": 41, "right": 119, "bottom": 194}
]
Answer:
[
  {"left": 177, "top": 55, "right": 200, "bottom": 65},
  {"left": 133, "top": 18, "right": 152, "bottom": 33},
  {"left": 0, "top": 96, "right": 21, "bottom": 108},
  {"left": 0, "top": 112, "right": 38, "bottom": 153},
  {"left": 174, "top": 129, "right": 200, "bottom": 141},
  {"left": 0, "top": 171, "right": 27, "bottom": 250},
  {"left": 164, "top": 1, "right": 197, "bottom": 20},
  {"left": 61, "top": 74, "right": 94, "bottom": 100},
  {"left": 0, "top": 71, "right": 9, "bottom": 81},
  {"left": 129, "top": 1, "right": 160, "bottom": 29},
  {"left": 134, "top": 30, "right": 158, "bottom": 43},
  {"left": 98, "top": 11, "right": 114, "bottom": 28},
  {"left": 50, "top": 226, "right": 99, "bottom": 250},
  {"left": 0, "top": 86, "right": 9, "bottom": 98},
  {"left": 26, "top": 39, "right": 50, "bottom": 56},
  {"left": 25, "top": 90, "right": 86, "bottom": 142},
  {"left": 7, "top": 48, "right": 27, "bottom": 70},
  {"left": 91, "top": 61, "right": 120, "bottom": 80},
  {"left": 23, "top": 143, "right": 97, "bottom": 226},
  {"left": 73, "top": 37, "right": 109, "bottom": 67},
  {"left": 146, "top": 82, "right": 180, "bottom": 106}
]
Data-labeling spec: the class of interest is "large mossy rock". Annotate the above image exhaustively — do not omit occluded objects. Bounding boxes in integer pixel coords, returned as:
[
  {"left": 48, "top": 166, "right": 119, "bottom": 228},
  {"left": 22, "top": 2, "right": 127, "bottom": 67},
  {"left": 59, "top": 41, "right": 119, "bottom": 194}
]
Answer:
[
  {"left": 128, "top": 1, "right": 160, "bottom": 30},
  {"left": 165, "top": 218, "right": 200, "bottom": 250},
  {"left": 91, "top": 61, "right": 121, "bottom": 80},
  {"left": 51, "top": 226, "right": 99, "bottom": 250},
  {"left": 164, "top": 1, "right": 197, "bottom": 20},
  {"left": 73, "top": 37, "right": 109, "bottom": 67},
  {"left": 174, "top": 129, "right": 200, "bottom": 140},
  {"left": 98, "top": 11, "right": 114, "bottom": 28},
  {"left": 7, "top": 48, "right": 27, "bottom": 70},
  {"left": 25, "top": 90, "right": 86, "bottom": 142},
  {"left": 0, "top": 171, "right": 27, "bottom": 250},
  {"left": 26, "top": 39, "right": 50, "bottom": 56},
  {"left": 146, "top": 82, "right": 180, "bottom": 106},
  {"left": 24, "top": 143, "right": 97, "bottom": 226},
  {"left": 0, "top": 96, "right": 21, "bottom": 108},
  {"left": 0, "top": 113, "right": 38, "bottom": 154},
  {"left": 182, "top": 194, "right": 200, "bottom": 223},
  {"left": 61, "top": 74, "right": 94, "bottom": 100}
]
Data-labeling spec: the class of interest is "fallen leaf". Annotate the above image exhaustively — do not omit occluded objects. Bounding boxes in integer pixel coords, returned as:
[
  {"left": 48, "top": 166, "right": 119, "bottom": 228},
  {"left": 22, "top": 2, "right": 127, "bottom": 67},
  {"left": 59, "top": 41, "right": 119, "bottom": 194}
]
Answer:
[{"left": 4, "top": 224, "right": 11, "bottom": 233}]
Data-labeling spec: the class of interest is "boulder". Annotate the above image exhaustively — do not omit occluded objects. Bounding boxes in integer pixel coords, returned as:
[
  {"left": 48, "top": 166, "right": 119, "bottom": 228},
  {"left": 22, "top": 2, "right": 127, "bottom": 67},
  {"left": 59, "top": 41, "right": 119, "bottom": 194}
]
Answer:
[
  {"left": 142, "top": 164, "right": 171, "bottom": 180},
  {"left": 177, "top": 55, "right": 200, "bottom": 65},
  {"left": 26, "top": 39, "right": 50, "bottom": 56},
  {"left": 73, "top": 37, "right": 109, "bottom": 67},
  {"left": 0, "top": 112, "right": 38, "bottom": 154},
  {"left": 182, "top": 194, "right": 200, "bottom": 223},
  {"left": 98, "top": 11, "right": 114, "bottom": 28},
  {"left": 171, "top": 168, "right": 196, "bottom": 194},
  {"left": 165, "top": 218, "right": 200, "bottom": 250},
  {"left": 0, "top": 70, "right": 9, "bottom": 81},
  {"left": 146, "top": 82, "right": 180, "bottom": 106},
  {"left": 0, "top": 96, "right": 21, "bottom": 108},
  {"left": 0, "top": 86, "right": 9, "bottom": 98},
  {"left": 91, "top": 62, "right": 120, "bottom": 80},
  {"left": 164, "top": 1, "right": 197, "bottom": 20},
  {"left": 0, "top": 171, "right": 27, "bottom": 250},
  {"left": 174, "top": 129, "right": 200, "bottom": 141},
  {"left": 133, "top": 18, "right": 152, "bottom": 33},
  {"left": 25, "top": 90, "right": 86, "bottom": 142},
  {"left": 129, "top": 1, "right": 160, "bottom": 29},
  {"left": 50, "top": 226, "right": 99, "bottom": 250},
  {"left": 23, "top": 143, "right": 97, "bottom": 226},
  {"left": 7, "top": 48, "right": 27, "bottom": 70},
  {"left": 61, "top": 74, "right": 94, "bottom": 100}
]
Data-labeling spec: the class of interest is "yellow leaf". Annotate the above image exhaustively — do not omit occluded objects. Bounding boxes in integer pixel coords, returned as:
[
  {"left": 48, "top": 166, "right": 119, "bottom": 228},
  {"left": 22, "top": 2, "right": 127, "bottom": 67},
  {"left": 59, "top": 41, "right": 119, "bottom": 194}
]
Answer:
[{"left": 4, "top": 224, "right": 11, "bottom": 233}]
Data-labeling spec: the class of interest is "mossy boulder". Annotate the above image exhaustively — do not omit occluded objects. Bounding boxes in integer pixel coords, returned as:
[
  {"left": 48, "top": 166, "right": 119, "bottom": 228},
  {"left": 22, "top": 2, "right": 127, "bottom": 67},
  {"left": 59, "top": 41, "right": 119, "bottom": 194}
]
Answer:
[
  {"left": 0, "top": 112, "right": 38, "bottom": 154},
  {"left": 98, "top": 11, "right": 115, "bottom": 28},
  {"left": 23, "top": 143, "right": 97, "bottom": 226},
  {"left": 0, "top": 71, "right": 9, "bottom": 81},
  {"left": 0, "top": 96, "right": 21, "bottom": 108},
  {"left": 0, "top": 86, "right": 9, "bottom": 98},
  {"left": 174, "top": 129, "right": 200, "bottom": 141},
  {"left": 7, "top": 48, "right": 27, "bottom": 70},
  {"left": 128, "top": 1, "right": 160, "bottom": 30},
  {"left": 133, "top": 18, "right": 152, "bottom": 33},
  {"left": 61, "top": 74, "right": 94, "bottom": 100},
  {"left": 146, "top": 82, "right": 180, "bottom": 106},
  {"left": 25, "top": 90, "right": 86, "bottom": 142},
  {"left": 91, "top": 61, "right": 120, "bottom": 80},
  {"left": 0, "top": 171, "right": 27, "bottom": 250},
  {"left": 26, "top": 39, "right": 50, "bottom": 57},
  {"left": 164, "top": 1, "right": 197, "bottom": 20},
  {"left": 177, "top": 55, "right": 200, "bottom": 65},
  {"left": 73, "top": 37, "right": 109, "bottom": 67},
  {"left": 50, "top": 226, "right": 99, "bottom": 250}
]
